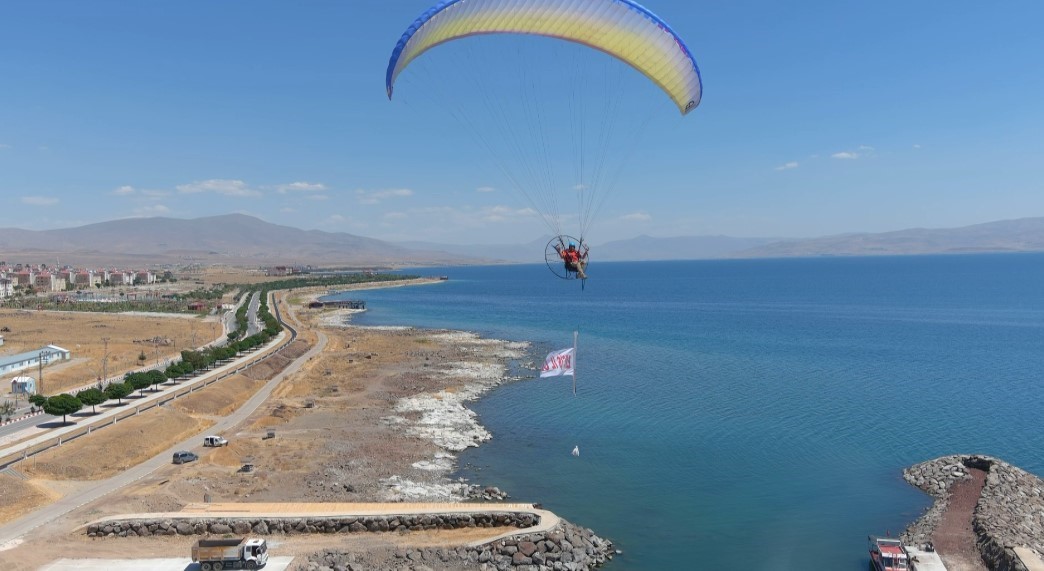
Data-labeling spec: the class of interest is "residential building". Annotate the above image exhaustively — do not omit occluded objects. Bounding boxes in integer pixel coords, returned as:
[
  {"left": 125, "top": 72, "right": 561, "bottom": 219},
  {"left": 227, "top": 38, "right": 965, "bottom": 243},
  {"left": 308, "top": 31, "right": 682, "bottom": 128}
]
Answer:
[{"left": 33, "top": 272, "right": 61, "bottom": 293}]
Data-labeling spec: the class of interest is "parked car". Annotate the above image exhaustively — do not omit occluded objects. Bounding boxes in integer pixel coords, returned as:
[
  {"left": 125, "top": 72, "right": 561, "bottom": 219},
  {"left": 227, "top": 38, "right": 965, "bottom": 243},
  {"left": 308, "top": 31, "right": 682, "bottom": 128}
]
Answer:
[
  {"left": 172, "top": 451, "right": 199, "bottom": 464},
  {"left": 203, "top": 435, "right": 228, "bottom": 447}
]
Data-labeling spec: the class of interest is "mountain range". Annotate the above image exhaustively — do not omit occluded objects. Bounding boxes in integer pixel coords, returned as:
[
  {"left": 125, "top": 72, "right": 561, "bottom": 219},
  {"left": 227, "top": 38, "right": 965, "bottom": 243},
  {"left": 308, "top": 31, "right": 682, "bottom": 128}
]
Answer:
[{"left": 3, "top": 214, "right": 1044, "bottom": 268}]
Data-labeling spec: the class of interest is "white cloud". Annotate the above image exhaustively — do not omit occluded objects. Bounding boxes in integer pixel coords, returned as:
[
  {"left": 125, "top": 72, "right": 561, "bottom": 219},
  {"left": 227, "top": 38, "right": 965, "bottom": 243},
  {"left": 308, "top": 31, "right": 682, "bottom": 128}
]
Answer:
[
  {"left": 22, "top": 196, "right": 59, "bottom": 206},
  {"left": 306, "top": 194, "right": 329, "bottom": 201},
  {"left": 913, "top": 144, "right": 922, "bottom": 149},
  {"left": 0, "top": 144, "right": 11, "bottom": 150},
  {"left": 280, "top": 207, "right": 297, "bottom": 213},
  {"left": 383, "top": 212, "right": 408, "bottom": 220},
  {"left": 573, "top": 184, "right": 588, "bottom": 191},
  {"left": 620, "top": 211, "right": 652, "bottom": 222},
  {"left": 133, "top": 204, "right": 171, "bottom": 216},
  {"left": 276, "top": 181, "right": 327, "bottom": 194},
  {"left": 483, "top": 205, "right": 537, "bottom": 222},
  {"left": 775, "top": 161, "right": 799, "bottom": 171},
  {"left": 327, "top": 214, "right": 346, "bottom": 223},
  {"left": 833, "top": 146, "right": 875, "bottom": 160},
  {"left": 476, "top": 186, "right": 496, "bottom": 193},
  {"left": 113, "top": 185, "right": 168, "bottom": 198},
  {"left": 355, "top": 188, "right": 414, "bottom": 205},
  {"left": 176, "top": 179, "right": 261, "bottom": 197}
]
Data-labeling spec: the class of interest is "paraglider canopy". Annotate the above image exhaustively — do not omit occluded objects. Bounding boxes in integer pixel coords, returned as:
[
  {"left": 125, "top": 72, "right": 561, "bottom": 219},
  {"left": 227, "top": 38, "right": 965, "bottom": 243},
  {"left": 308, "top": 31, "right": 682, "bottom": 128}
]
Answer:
[{"left": 386, "top": 0, "right": 702, "bottom": 114}]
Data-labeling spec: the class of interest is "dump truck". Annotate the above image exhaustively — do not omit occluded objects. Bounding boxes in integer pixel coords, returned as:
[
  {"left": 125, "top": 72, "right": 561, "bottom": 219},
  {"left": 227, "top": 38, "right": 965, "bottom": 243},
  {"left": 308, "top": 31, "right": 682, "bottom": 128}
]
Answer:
[{"left": 191, "top": 537, "right": 268, "bottom": 570}]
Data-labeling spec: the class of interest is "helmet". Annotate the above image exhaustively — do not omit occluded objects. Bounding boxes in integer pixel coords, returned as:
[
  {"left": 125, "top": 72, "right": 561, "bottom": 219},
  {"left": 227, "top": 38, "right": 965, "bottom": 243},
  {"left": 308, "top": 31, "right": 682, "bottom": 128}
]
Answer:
[{"left": 568, "top": 241, "right": 576, "bottom": 247}]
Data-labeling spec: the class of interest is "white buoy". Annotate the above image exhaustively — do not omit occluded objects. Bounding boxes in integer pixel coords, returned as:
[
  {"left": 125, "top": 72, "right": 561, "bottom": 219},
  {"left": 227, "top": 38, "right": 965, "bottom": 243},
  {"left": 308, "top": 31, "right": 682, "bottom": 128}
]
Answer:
[{"left": 571, "top": 445, "right": 580, "bottom": 457}]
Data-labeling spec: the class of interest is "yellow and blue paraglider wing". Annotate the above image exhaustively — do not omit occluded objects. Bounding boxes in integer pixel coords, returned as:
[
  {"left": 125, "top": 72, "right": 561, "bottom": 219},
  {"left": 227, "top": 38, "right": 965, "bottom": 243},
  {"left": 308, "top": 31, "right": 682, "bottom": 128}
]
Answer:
[{"left": 386, "top": 0, "right": 702, "bottom": 115}]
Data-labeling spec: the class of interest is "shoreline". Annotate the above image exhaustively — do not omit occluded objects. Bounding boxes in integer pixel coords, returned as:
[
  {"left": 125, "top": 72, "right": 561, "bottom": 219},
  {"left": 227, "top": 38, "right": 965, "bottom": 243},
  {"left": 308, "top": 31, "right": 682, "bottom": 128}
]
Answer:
[
  {"left": 0, "top": 278, "right": 616, "bottom": 570},
  {"left": 317, "top": 306, "right": 532, "bottom": 503},
  {"left": 295, "top": 295, "right": 618, "bottom": 569}
]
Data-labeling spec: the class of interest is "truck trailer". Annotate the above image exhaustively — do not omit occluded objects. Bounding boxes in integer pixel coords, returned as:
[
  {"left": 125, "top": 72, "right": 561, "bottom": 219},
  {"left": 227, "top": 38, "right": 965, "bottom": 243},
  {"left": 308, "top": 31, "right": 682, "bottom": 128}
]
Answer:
[{"left": 191, "top": 537, "right": 268, "bottom": 570}]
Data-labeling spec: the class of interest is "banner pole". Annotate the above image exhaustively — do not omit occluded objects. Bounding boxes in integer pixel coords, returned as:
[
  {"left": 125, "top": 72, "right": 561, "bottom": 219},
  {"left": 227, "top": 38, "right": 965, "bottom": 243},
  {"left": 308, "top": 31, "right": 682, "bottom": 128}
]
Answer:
[{"left": 572, "top": 329, "right": 578, "bottom": 396}]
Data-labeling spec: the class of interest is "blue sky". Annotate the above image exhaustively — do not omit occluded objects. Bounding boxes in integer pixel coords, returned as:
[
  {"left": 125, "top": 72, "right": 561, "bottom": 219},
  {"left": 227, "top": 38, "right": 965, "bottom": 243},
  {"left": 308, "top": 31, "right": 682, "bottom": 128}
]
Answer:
[{"left": 2, "top": 1, "right": 1043, "bottom": 245}]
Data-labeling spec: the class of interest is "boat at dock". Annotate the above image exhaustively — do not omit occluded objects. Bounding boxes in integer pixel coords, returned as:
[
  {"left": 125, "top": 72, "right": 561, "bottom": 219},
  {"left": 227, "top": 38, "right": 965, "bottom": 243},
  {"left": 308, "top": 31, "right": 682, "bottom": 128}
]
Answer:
[
  {"left": 869, "top": 536, "right": 948, "bottom": 571},
  {"left": 869, "top": 535, "right": 909, "bottom": 571}
]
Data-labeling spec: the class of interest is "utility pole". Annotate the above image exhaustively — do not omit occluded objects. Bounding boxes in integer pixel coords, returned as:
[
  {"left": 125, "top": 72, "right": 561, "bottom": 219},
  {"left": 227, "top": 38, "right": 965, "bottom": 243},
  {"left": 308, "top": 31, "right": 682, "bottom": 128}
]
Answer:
[
  {"left": 102, "top": 337, "right": 111, "bottom": 383},
  {"left": 38, "top": 350, "right": 44, "bottom": 396}
]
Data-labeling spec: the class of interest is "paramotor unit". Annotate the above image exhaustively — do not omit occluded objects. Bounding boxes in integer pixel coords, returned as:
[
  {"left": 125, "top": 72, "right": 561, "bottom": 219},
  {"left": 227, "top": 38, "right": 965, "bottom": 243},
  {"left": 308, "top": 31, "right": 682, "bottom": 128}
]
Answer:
[{"left": 546, "top": 235, "right": 589, "bottom": 280}]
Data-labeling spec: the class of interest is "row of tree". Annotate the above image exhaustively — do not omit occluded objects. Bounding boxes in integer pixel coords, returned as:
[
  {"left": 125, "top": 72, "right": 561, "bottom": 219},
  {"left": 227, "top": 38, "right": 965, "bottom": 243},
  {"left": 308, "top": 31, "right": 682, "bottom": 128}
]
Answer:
[
  {"left": 30, "top": 290, "right": 283, "bottom": 426},
  {"left": 28, "top": 385, "right": 123, "bottom": 425}
]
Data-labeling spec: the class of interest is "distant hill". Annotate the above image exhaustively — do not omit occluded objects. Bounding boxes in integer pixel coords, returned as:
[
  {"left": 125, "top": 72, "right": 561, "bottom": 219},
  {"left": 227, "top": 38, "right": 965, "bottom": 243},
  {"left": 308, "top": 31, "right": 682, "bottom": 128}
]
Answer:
[
  {"left": 4, "top": 215, "right": 1044, "bottom": 268},
  {"left": 732, "top": 218, "right": 1044, "bottom": 258},
  {"left": 0, "top": 214, "right": 488, "bottom": 267},
  {"left": 395, "top": 237, "right": 550, "bottom": 264},
  {"left": 396, "top": 235, "right": 779, "bottom": 263},
  {"left": 594, "top": 235, "right": 779, "bottom": 261}
]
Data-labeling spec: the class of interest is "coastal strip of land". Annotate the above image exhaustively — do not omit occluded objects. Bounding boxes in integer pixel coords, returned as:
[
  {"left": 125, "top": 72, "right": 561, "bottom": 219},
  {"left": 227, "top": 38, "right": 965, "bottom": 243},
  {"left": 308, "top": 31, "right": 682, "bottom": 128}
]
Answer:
[{"left": 0, "top": 280, "right": 615, "bottom": 570}]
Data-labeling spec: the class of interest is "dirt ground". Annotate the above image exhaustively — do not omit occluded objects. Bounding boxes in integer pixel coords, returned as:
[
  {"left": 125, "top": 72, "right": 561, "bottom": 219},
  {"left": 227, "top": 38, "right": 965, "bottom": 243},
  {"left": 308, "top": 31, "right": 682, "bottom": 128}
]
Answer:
[
  {"left": 932, "top": 468, "right": 989, "bottom": 571},
  {"left": 0, "top": 284, "right": 519, "bottom": 570},
  {"left": 0, "top": 308, "right": 223, "bottom": 397}
]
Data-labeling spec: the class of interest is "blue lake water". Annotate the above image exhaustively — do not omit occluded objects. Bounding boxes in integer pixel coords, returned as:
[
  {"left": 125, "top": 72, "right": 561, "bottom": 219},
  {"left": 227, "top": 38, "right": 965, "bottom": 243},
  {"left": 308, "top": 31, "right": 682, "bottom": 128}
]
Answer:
[{"left": 336, "top": 255, "right": 1044, "bottom": 570}]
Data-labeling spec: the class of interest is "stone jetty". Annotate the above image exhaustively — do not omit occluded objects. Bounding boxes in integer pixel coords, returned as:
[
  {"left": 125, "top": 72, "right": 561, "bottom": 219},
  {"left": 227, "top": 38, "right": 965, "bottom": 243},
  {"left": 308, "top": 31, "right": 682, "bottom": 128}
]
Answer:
[
  {"left": 304, "top": 519, "right": 615, "bottom": 571},
  {"left": 902, "top": 454, "right": 1044, "bottom": 571}
]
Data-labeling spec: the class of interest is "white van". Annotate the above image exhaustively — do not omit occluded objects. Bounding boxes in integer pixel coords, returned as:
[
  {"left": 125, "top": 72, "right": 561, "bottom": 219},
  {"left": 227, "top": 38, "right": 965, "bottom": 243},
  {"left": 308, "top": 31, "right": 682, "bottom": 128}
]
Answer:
[{"left": 203, "top": 435, "right": 228, "bottom": 447}]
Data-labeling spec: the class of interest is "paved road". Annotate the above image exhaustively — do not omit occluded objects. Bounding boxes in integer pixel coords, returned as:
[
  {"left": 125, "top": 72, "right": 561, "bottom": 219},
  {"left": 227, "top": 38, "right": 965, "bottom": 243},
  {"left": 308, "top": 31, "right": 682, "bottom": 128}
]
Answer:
[
  {"left": 40, "top": 555, "right": 295, "bottom": 571},
  {"left": 0, "top": 296, "right": 325, "bottom": 545},
  {"left": 245, "top": 291, "right": 261, "bottom": 337}
]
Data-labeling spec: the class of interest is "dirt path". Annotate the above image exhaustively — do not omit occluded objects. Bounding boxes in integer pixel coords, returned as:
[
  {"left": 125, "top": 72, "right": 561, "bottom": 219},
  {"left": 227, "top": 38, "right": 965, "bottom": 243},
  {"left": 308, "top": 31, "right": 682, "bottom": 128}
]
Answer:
[{"left": 932, "top": 467, "right": 988, "bottom": 571}]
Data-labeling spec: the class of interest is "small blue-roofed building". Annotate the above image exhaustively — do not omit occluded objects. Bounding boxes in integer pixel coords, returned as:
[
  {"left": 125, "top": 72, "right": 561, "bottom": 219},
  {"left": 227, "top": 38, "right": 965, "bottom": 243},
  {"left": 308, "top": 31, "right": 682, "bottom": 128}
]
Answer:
[
  {"left": 10, "top": 376, "right": 35, "bottom": 395},
  {"left": 0, "top": 345, "right": 71, "bottom": 377}
]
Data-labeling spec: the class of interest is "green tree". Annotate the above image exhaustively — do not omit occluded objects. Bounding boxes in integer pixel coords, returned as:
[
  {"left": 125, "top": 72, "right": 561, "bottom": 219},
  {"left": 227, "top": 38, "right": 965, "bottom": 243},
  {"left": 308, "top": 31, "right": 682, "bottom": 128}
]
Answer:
[
  {"left": 75, "top": 388, "right": 108, "bottom": 414},
  {"left": 126, "top": 373, "right": 151, "bottom": 396},
  {"left": 104, "top": 382, "right": 133, "bottom": 404},
  {"left": 43, "top": 394, "right": 82, "bottom": 425},
  {"left": 146, "top": 369, "right": 167, "bottom": 391},
  {"left": 29, "top": 394, "right": 48, "bottom": 407}
]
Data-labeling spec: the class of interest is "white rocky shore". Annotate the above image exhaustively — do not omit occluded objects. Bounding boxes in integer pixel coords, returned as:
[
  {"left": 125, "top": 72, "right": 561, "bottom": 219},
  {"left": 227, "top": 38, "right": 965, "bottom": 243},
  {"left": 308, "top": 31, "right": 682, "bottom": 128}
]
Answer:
[{"left": 371, "top": 328, "right": 529, "bottom": 503}]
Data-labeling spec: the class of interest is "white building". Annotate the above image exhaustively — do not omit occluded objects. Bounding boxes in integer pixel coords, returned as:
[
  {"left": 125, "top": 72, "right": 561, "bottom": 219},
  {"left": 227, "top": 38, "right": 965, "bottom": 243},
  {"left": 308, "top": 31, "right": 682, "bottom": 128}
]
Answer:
[{"left": 0, "top": 345, "right": 72, "bottom": 377}]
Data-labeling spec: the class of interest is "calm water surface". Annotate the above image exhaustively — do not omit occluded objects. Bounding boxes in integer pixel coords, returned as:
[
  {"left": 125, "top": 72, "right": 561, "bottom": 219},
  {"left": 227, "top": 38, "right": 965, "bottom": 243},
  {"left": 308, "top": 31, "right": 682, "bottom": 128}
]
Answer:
[{"left": 335, "top": 255, "right": 1044, "bottom": 570}]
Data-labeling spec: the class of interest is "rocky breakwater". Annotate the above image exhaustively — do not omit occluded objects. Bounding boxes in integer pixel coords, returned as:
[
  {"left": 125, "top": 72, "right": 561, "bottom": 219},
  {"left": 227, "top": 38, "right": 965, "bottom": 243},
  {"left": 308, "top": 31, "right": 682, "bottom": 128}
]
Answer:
[
  {"left": 902, "top": 454, "right": 1044, "bottom": 571},
  {"left": 305, "top": 519, "right": 615, "bottom": 571},
  {"left": 85, "top": 511, "right": 537, "bottom": 538}
]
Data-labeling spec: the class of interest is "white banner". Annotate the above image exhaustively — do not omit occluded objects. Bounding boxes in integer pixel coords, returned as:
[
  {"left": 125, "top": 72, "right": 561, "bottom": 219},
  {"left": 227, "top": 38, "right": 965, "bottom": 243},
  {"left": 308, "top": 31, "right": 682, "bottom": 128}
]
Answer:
[{"left": 540, "top": 347, "right": 575, "bottom": 377}]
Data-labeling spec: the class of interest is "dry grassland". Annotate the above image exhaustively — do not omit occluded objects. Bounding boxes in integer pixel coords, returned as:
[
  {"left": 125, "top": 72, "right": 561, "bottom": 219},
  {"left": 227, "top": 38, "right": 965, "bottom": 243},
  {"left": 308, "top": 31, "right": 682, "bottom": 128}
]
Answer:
[
  {"left": 170, "top": 374, "right": 267, "bottom": 417},
  {"left": 187, "top": 266, "right": 284, "bottom": 286},
  {"left": 0, "top": 309, "right": 222, "bottom": 396},
  {"left": 0, "top": 474, "right": 57, "bottom": 525},
  {"left": 22, "top": 407, "right": 210, "bottom": 481}
]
